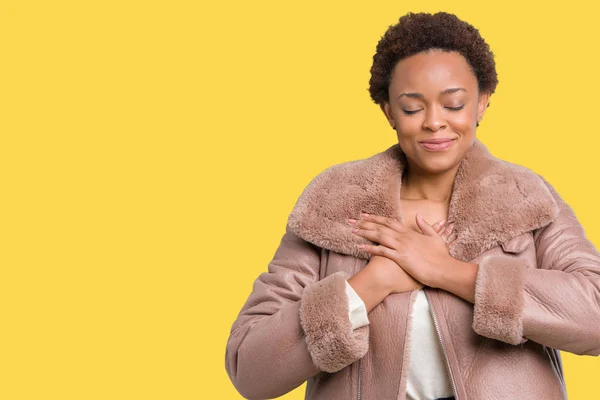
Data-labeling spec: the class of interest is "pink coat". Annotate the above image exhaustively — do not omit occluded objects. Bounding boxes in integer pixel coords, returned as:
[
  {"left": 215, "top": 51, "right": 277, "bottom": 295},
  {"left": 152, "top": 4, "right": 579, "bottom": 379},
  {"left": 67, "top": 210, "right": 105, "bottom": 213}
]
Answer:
[{"left": 225, "top": 138, "right": 600, "bottom": 400}]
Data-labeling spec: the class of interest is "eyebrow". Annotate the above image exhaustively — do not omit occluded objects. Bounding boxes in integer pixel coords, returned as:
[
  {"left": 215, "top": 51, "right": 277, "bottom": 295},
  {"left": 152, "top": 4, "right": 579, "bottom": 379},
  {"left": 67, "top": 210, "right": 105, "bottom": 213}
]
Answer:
[{"left": 397, "top": 87, "right": 467, "bottom": 99}]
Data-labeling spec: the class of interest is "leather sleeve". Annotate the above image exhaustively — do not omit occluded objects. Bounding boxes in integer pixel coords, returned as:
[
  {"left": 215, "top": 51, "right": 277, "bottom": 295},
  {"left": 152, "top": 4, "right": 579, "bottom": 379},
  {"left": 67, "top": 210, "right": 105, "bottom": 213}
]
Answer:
[
  {"left": 473, "top": 177, "right": 600, "bottom": 355},
  {"left": 225, "top": 224, "right": 369, "bottom": 400}
]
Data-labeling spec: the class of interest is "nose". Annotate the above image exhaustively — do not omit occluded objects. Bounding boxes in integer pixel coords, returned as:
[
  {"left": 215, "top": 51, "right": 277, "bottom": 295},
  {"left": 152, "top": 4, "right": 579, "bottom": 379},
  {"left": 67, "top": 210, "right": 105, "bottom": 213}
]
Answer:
[{"left": 422, "top": 106, "right": 447, "bottom": 132}]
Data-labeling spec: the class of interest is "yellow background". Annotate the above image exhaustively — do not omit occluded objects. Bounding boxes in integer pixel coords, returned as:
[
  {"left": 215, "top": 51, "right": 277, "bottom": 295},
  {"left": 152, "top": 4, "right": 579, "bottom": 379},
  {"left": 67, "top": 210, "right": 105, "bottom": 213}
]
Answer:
[{"left": 2, "top": 0, "right": 599, "bottom": 399}]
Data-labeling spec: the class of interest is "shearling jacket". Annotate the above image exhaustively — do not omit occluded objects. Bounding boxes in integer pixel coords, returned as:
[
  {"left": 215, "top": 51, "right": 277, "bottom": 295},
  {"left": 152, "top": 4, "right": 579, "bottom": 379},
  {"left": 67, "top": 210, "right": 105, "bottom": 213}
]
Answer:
[{"left": 225, "top": 138, "right": 600, "bottom": 400}]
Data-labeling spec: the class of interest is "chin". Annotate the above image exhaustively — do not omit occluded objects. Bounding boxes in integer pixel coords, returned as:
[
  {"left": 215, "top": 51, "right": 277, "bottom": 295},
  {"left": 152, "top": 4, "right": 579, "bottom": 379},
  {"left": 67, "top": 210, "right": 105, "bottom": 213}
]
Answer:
[
  {"left": 416, "top": 151, "right": 461, "bottom": 173},
  {"left": 422, "top": 160, "right": 456, "bottom": 174}
]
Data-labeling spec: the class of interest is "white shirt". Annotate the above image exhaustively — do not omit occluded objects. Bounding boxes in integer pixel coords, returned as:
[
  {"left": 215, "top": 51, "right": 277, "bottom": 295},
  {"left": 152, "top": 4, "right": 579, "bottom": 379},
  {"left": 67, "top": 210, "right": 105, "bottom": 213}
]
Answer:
[{"left": 345, "top": 282, "right": 454, "bottom": 400}]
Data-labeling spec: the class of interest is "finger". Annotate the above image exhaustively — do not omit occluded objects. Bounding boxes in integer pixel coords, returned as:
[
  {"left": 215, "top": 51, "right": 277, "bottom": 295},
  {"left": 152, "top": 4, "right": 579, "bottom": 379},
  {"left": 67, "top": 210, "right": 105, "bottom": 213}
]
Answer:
[
  {"left": 358, "top": 243, "right": 397, "bottom": 259},
  {"left": 352, "top": 225, "right": 400, "bottom": 249},
  {"left": 448, "top": 237, "right": 458, "bottom": 249},
  {"left": 360, "top": 213, "right": 406, "bottom": 231},
  {"left": 351, "top": 218, "right": 400, "bottom": 239},
  {"left": 415, "top": 212, "right": 438, "bottom": 236},
  {"left": 441, "top": 222, "right": 455, "bottom": 239},
  {"left": 433, "top": 219, "right": 446, "bottom": 233}
]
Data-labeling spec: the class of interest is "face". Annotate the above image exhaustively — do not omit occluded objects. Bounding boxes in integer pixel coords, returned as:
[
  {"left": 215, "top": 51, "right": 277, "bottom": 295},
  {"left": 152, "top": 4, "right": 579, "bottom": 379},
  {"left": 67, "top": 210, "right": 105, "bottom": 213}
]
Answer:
[{"left": 381, "top": 49, "right": 490, "bottom": 175}]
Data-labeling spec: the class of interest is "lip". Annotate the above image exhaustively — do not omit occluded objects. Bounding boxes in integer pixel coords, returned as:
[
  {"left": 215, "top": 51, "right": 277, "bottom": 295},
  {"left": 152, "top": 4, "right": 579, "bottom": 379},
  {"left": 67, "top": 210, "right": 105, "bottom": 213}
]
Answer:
[
  {"left": 419, "top": 138, "right": 455, "bottom": 144},
  {"left": 419, "top": 138, "right": 456, "bottom": 151}
]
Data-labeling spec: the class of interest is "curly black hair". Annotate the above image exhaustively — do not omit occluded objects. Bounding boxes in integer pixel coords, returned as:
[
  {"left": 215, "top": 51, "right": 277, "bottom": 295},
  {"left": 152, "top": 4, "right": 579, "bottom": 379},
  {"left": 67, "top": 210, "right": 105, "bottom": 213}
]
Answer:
[{"left": 368, "top": 12, "right": 498, "bottom": 107}]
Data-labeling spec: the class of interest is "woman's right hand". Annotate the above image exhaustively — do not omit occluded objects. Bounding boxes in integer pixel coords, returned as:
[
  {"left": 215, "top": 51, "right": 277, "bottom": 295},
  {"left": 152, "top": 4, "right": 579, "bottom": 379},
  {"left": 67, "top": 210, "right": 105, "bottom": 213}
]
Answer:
[
  {"left": 369, "top": 219, "right": 454, "bottom": 294},
  {"left": 347, "top": 219, "right": 454, "bottom": 312}
]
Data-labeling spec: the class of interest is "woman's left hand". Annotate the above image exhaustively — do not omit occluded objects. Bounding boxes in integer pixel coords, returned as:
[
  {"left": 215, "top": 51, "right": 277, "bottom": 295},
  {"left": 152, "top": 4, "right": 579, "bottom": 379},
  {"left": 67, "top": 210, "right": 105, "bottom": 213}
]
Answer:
[{"left": 349, "top": 212, "right": 456, "bottom": 288}]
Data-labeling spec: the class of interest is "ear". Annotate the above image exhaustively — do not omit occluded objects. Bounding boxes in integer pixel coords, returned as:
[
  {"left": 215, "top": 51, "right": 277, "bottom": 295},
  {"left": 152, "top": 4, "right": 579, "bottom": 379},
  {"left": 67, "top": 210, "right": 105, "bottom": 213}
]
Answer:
[
  {"left": 380, "top": 102, "right": 395, "bottom": 128},
  {"left": 476, "top": 91, "right": 491, "bottom": 124}
]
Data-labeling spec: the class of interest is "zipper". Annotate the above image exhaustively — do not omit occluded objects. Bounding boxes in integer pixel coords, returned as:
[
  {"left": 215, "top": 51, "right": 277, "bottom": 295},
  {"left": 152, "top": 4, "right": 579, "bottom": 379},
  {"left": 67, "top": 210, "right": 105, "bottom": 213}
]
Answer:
[
  {"left": 424, "top": 290, "right": 459, "bottom": 400},
  {"left": 357, "top": 357, "right": 363, "bottom": 400}
]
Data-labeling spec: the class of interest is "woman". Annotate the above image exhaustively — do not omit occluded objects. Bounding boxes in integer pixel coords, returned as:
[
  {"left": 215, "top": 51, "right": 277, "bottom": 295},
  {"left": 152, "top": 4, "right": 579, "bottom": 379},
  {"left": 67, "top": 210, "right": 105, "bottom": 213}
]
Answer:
[{"left": 225, "top": 12, "right": 600, "bottom": 400}]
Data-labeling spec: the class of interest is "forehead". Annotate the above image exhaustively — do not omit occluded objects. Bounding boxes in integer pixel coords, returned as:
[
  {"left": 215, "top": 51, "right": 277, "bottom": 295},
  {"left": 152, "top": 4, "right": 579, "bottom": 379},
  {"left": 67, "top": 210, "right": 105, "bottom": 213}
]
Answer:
[{"left": 390, "top": 50, "right": 478, "bottom": 94}]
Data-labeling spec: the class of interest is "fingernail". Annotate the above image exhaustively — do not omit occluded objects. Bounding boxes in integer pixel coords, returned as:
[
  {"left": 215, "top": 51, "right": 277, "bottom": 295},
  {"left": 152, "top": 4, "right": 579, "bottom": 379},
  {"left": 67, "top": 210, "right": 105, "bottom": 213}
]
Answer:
[
  {"left": 440, "top": 219, "right": 446, "bottom": 227},
  {"left": 348, "top": 218, "right": 357, "bottom": 224}
]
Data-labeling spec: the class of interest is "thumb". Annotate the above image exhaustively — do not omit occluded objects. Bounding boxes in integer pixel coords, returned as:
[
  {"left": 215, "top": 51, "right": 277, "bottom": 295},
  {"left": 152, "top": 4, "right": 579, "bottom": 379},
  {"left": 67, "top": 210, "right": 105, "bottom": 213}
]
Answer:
[{"left": 416, "top": 212, "right": 438, "bottom": 236}]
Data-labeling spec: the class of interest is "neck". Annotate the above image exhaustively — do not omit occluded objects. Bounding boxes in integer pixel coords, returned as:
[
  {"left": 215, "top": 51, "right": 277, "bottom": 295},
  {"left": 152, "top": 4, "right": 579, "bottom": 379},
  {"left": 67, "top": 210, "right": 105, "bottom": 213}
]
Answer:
[{"left": 400, "top": 161, "right": 458, "bottom": 202}]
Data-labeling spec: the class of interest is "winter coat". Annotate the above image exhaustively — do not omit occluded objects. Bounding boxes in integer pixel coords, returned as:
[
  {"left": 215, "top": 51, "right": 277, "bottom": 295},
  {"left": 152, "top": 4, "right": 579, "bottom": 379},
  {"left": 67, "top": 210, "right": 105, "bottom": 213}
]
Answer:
[{"left": 225, "top": 138, "right": 600, "bottom": 400}]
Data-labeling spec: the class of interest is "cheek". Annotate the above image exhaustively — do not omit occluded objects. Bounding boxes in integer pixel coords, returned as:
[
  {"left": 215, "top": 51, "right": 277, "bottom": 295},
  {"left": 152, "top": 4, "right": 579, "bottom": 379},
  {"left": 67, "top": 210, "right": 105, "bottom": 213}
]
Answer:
[
  {"left": 395, "top": 115, "right": 422, "bottom": 133},
  {"left": 449, "top": 110, "right": 476, "bottom": 131}
]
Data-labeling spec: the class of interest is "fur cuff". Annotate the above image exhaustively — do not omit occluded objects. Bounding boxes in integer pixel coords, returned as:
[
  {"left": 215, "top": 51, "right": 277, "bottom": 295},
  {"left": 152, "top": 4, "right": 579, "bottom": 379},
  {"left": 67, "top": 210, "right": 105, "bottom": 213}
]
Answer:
[
  {"left": 299, "top": 271, "right": 369, "bottom": 373},
  {"left": 473, "top": 255, "right": 528, "bottom": 345}
]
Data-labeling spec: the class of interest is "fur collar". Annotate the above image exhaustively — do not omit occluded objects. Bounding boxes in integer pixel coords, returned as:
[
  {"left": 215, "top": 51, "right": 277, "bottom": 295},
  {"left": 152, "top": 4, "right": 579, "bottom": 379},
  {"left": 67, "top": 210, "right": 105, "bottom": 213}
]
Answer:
[{"left": 287, "top": 138, "right": 560, "bottom": 262}]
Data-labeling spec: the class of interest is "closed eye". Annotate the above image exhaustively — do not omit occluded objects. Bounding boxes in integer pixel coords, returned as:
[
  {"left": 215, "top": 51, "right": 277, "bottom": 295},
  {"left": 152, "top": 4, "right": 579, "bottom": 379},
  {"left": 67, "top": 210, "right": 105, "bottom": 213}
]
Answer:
[{"left": 402, "top": 105, "right": 465, "bottom": 115}]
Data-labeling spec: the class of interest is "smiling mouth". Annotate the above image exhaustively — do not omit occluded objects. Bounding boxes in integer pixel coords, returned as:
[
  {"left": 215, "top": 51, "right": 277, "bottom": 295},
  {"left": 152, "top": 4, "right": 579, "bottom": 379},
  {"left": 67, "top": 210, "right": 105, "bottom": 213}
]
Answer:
[
  {"left": 419, "top": 138, "right": 456, "bottom": 151},
  {"left": 419, "top": 137, "right": 456, "bottom": 144}
]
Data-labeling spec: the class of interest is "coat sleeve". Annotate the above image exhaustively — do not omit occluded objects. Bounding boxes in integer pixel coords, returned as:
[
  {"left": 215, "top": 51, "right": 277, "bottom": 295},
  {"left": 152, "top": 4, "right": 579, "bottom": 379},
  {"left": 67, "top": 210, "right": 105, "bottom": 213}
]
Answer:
[
  {"left": 472, "top": 177, "right": 600, "bottom": 355},
  {"left": 225, "top": 224, "right": 369, "bottom": 400}
]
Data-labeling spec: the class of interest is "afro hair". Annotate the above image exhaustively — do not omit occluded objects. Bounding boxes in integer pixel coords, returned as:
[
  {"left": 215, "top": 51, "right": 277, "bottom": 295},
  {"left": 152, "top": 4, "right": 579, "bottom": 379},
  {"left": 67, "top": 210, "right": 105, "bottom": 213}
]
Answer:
[{"left": 368, "top": 12, "right": 498, "bottom": 106}]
